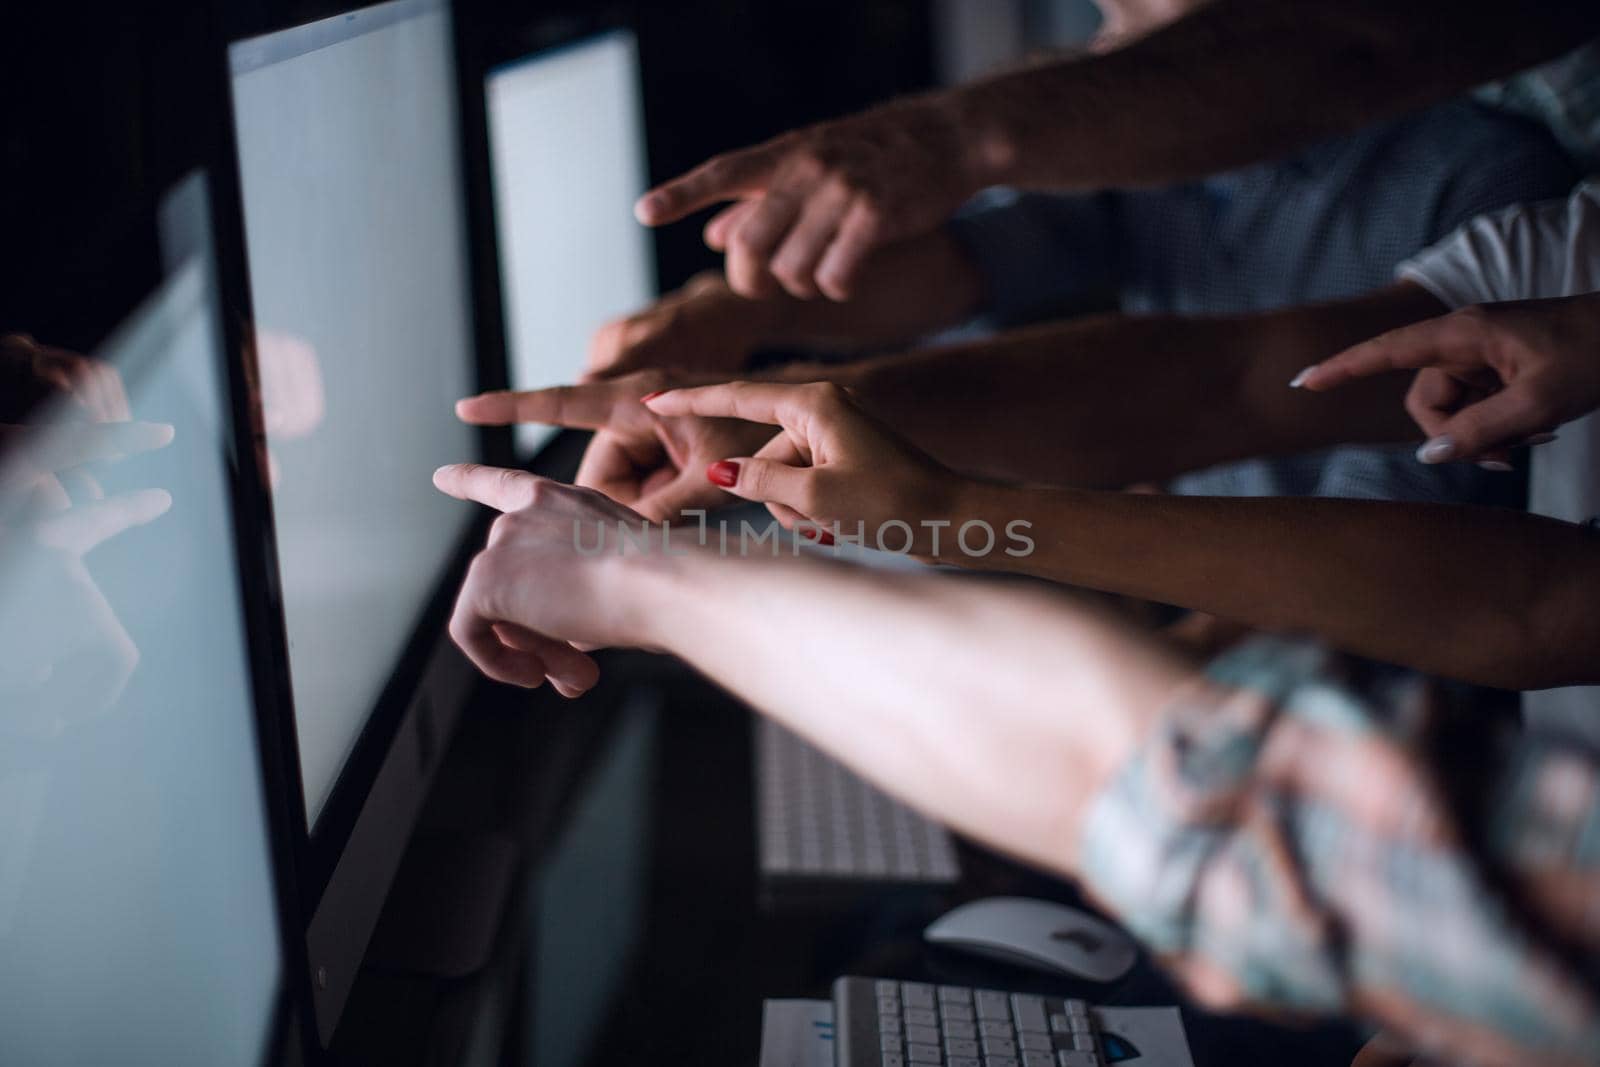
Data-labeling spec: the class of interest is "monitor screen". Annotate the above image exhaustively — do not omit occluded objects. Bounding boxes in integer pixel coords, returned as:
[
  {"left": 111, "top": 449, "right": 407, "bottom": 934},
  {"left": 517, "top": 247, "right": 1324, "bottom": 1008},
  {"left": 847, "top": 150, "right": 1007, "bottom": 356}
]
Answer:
[
  {"left": 229, "top": 0, "right": 479, "bottom": 827},
  {"left": 486, "top": 29, "right": 656, "bottom": 455},
  {"left": 0, "top": 182, "right": 283, "bottom": 1066}
]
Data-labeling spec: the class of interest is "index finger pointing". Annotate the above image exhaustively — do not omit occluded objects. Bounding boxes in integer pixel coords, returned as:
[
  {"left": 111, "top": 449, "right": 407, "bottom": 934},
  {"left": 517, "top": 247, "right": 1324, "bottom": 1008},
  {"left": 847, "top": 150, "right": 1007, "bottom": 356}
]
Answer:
[
  {"left": 455, "top": 384, "right": 622, "bottom": 429},
  {"left": 634, "top": 145, "right": 780, "bottom": 227},
  {"left": 433, "top": 463, "right": 547, "bottom": 512},
  {"left": 641, "top": 381, "right": 795, "bottom": 427},
  {"left": 1295, "top": 317, "right": 1462, "bottom": 392}
]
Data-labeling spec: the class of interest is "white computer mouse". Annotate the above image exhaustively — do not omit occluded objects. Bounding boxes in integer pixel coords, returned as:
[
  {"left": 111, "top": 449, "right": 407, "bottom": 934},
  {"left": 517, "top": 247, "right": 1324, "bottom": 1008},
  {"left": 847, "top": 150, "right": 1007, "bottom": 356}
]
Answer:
[{"left": 924, "top": 897, "right": 1138, "bottom": 983}]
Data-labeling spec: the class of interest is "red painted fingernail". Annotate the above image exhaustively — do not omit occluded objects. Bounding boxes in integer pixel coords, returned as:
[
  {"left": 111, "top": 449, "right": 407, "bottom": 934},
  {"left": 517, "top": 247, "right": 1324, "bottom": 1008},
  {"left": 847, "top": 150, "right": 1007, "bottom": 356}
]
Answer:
[
  {"left": 706, "top": 460, "right": 739, "bottom": 488},
  {"left": 816, "top": 529, "right": 835, "bottom": 546},
  {"left": 800, "top": 527, "right": 817, "bottom": 540},
  {"left": 640, "top": 390, "right": 665, "bottom": 403}
]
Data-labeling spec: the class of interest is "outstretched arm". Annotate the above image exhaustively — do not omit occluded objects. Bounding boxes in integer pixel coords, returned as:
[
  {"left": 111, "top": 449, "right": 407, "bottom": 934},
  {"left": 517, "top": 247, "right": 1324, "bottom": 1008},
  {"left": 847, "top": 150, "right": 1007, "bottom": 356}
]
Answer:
[
  {"left": 637, "top": 0, "right": 1600, "bottom": 299},
  {"left": 645, "top": 381, "right": 1600, "bottom": 690},
  {"left": 432, "top": 467, "right": 1600, "bottom": 1067},
  {"left": 814, "top": 283, "right": 1447, "bottom": 487}
]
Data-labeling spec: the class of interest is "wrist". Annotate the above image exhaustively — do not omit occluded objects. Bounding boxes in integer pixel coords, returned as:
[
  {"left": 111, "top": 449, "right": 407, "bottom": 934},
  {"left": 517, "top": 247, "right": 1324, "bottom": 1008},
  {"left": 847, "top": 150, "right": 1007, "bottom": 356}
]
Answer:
[
  {"left": 606, "top": 530, "right": 720, "bottom": 652},
  {"left": 942, "top": 83, "right": 1024, "bottom": 190}
]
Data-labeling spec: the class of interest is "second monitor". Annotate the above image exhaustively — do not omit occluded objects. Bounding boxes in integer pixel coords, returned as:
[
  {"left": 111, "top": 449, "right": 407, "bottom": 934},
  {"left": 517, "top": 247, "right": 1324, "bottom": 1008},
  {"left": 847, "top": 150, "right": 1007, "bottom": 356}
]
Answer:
[{"left": 486, "top": 28, "right": 656, "bottom": 456}]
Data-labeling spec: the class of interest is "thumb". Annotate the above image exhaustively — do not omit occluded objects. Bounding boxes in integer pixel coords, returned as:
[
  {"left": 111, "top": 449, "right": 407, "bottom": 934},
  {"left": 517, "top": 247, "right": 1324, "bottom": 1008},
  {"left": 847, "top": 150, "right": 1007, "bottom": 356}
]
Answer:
[
  {"left": 1418, "top": 387, "right": 1545, "bottom": 464},
  {"left": 705, "top": 456, "right": 814, "bottom": 514}
]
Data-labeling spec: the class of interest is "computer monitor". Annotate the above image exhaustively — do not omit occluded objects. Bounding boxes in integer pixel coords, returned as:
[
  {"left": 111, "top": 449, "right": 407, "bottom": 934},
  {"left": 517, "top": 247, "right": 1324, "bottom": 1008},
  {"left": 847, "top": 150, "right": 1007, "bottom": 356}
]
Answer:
[
  {"left": 228, "top": 0, "right": 481, "bottom": 1042},
  {"left": 0, "top": 173, "right": 293, "bottom": 1066},
  {"left": 486, "top": 28, "right": 656, "bottom": 456}
]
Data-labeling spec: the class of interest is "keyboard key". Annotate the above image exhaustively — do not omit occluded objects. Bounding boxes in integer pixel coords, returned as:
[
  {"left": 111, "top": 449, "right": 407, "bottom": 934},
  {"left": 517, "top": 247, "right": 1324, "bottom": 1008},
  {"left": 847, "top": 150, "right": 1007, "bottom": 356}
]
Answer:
[
  {"left": 904, "top": 984, "right": 936, "bottom": 1010},
  {"left": 876, "top": 980, "right": 900, "bottom": 997},
  {"left": 1022, "top": 1054, "right": 1055, "bottom": 1067},
  {"left": 1069, "top": 1016, "right": 1091, "bottom": 1035},
  {"left": 949, "top": 1059, "right": 981, "bottom": 1067},
  {"left": 975, "top": 991, "right": 1010, "bottom": 1021},
  {"left": 908, "top": 1043, "right": 942, "bottom": 1064},
  {"left": 907, "top": 1025, "right": 939, "bottom": 1047},
  {"left": 1049, "top": 1014, "right": 1070, "bottom": 1034},
  {"left": 880, "top": 996, "right": 902, "bottom": 1016},
  {"left": 1055, "top": 1053, "right": 1099, "bottom": 1067},
  {"left": 881, "top": 1056, "right": 904, "bottom": 1067},
  {"left": 941, "top": 1003, "right": 975, "bottom": 1023},
  {"left": 1012, "top": 995, "right": 1048, "bottom": 1033},
  {"left": 986, "top": 1060, "right": 1018, "bottom": 1067},
  {"left": 979, "top": 1020, "right": 1012, "bottom": 1039},
  {"left": 939, "top": 986, "right": 973, "bottom": 1004},
  {"left": 1018, "top": 1032, "right": 1052, "bottom": 1053},
  {"left": 1072, "top": 1034, "right": 1096, "bottom": 1052},
  {"left": 879, "top": 1016, "right": 903, "bottom": 1035},
  {"left": 881, "top": 1033, "right": 903, "bottom": 1052},
  {"left": 981, "top": 1037, "right": 1017, "bottom": 1058},
  {"left": 945, "top": 1039, "right": 980, "bottom": 1058},
  {"left": 905, "top": 1008, "right": 938, "bottom": 1028},
  {"left": 943, "top": 1020, "right": 976, "bottom": 1041},
  {"left": 1064, "top": 1000, "right": 1088, "bottom": 1017}
]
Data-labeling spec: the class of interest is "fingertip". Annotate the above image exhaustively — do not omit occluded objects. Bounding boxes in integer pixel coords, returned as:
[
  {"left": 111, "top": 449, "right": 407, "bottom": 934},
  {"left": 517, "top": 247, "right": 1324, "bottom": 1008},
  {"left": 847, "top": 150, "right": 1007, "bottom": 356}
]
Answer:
[
  {"left": 816, "top": 268, "right": 854, "bottom": 302},
  {"left": 432, "top": 464, "right": 460, "bottom": 493},
  {"left": 634, "top": 192, "right": 667, "bottom": 225},
  {"left": 1288, "top": 365, "right": 1318, "bottom": 389}
]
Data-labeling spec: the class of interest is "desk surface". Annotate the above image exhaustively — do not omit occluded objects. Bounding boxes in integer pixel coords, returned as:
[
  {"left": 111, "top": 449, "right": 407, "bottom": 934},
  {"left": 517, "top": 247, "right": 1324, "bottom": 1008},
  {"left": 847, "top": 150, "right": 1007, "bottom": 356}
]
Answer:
[{"left": 331, "top": 654, "right": 1368, "bottom": 1067}]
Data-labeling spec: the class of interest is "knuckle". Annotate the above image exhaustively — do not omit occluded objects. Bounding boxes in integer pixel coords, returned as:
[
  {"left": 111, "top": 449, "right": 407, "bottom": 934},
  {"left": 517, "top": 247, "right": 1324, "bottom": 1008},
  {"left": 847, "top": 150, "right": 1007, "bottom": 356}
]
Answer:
[{"left": 805, "top": 381, "right": 851, "bottom": 412}]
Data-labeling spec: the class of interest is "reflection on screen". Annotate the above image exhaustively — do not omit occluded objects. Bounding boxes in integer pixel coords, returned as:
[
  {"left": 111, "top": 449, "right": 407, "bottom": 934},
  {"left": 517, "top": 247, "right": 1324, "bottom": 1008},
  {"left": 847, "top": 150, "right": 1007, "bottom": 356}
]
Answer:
[
  {"left": 229, "top": 0, "right": 479, "bottom": 825},
  {"left": 487, "top": 30, "right": 655, "bottom": 454},
  {"left": 0, "top": 256, "right": 282, "bottom": 1065}
]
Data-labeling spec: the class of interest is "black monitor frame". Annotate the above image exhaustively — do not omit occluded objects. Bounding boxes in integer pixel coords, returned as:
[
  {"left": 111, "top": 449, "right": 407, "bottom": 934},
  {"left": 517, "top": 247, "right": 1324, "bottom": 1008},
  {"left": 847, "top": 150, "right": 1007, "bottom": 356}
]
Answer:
[
  {"left": 209, "top": 0, "right": 512, "bottom": 1045},
  {"left": 159, "top": 169, "right": 317, "bottom": 1067}
]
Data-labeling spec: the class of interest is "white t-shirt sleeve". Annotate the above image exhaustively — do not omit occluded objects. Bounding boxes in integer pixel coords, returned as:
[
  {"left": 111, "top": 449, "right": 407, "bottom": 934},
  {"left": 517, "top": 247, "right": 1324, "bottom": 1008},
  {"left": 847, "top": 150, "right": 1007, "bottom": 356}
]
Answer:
[{"left": 1397, "top": 178, "right": 1600, "bottom": 306}]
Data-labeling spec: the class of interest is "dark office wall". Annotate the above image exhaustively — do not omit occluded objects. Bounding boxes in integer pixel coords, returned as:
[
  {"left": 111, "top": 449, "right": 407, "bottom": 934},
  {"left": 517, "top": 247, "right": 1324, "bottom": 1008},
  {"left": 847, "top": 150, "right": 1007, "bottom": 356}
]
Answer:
[
  {"left": 2, "top": 2, "right": 935, "bottom": 341},
  {"left": 0, "top": 5, "right": 231, "bottom": 348}
]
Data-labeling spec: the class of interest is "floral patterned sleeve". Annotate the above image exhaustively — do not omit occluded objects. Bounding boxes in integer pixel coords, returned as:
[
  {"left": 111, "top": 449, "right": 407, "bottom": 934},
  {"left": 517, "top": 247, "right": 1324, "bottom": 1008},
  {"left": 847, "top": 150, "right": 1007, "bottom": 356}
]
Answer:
[{"left": 1077, "top": 638, "right": 1600, "bottom": 1067}]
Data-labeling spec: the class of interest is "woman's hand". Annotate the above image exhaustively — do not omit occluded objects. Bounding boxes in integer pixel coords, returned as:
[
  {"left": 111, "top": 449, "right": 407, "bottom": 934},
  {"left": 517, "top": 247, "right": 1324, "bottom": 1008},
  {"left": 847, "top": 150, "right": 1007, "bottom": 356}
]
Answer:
[
  {"left": 643, "top": 380, "right": 974, "bottom": 554},
  {"left": 456, "top": 370, "right": 777, "bottom": 522},
  {"left": 1293, "top": 293, "right": 1600, "bottom": 467}
]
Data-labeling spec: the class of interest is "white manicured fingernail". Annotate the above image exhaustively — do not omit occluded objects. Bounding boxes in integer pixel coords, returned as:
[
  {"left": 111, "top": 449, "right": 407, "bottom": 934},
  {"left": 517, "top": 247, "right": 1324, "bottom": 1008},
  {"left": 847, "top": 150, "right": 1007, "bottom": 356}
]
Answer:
[
  {"left": 1416, "top": 436, "right": 1457, "bottom": 464},
  {"left": 1288, "top": 366, "right": 1317, "bottom": 389},
  {"left": 1478, "top": 460, "right": 1514, "bottom": 472}
]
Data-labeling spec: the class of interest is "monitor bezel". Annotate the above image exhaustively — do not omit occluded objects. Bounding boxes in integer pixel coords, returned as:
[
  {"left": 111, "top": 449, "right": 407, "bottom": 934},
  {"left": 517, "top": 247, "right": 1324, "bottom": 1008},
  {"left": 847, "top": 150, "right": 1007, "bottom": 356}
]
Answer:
[
  {"left": 214, "top": 0, "right": 508, "bottom": 1044},
  {"left": 158, "top": 169, "right": 315, "bottom": 1067}
]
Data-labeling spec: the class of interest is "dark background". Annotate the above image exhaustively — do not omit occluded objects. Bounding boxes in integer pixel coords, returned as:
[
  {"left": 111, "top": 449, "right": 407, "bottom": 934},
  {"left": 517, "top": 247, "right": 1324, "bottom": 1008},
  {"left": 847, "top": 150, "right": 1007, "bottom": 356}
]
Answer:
[{"left": 0, "top": 1, "right": 949, "bottom": 351}]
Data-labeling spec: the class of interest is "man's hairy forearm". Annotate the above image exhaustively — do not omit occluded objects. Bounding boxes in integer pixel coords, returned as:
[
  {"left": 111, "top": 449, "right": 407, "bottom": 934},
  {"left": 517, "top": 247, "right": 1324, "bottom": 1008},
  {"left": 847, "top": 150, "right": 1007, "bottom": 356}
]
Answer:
[
  {"left": 953, "top": 0, "right": 1600, "bottom": 191},
  {"left": 960, "top": 486, "right": 1600, "bottom": 689},
  {"left": 822, "top": 284, "right": 1443, "bottom": 488}
]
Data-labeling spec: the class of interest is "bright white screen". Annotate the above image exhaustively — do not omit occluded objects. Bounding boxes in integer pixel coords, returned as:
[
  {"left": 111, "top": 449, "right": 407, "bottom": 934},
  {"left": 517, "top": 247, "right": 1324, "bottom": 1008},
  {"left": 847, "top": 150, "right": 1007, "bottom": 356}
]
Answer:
[
  {"left": 0, "top": 254, "right": 282, "bottom": 1066},
  {"left": 230, "top": 0, "right": 479, "bottom": 826},
  {"left": 486, "top": 31, "right": 656, "bottom": 455}
]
